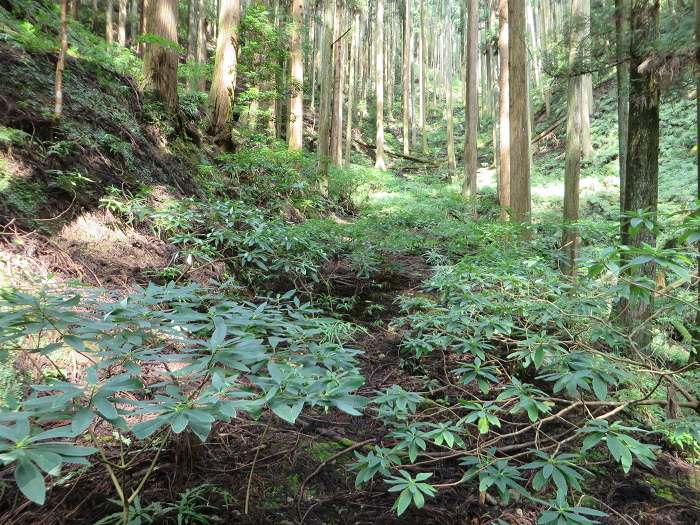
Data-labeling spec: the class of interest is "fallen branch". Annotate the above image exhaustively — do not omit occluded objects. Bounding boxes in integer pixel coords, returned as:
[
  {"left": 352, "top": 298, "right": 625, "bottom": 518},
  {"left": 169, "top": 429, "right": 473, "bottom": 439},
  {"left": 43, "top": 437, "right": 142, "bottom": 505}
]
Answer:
[{"left": 353, "top": 137, "right": 439, "bottom": 165}]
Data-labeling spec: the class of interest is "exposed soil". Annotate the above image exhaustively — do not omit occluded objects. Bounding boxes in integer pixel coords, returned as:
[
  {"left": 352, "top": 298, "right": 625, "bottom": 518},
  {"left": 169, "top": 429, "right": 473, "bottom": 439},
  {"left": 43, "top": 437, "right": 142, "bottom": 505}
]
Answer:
[
  {"left": 0, "top": 43, "right": 199, "bottom": 232},
  {"left": 3, "top": 247, "right": 697, "bottom": 525}
]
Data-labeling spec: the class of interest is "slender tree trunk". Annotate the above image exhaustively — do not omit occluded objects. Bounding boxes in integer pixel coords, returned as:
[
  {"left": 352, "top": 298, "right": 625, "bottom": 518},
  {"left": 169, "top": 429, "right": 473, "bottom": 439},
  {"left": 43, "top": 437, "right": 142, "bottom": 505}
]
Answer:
[
  {"left": 462, "top": 0, "right": 478, "bottom": 208},
  {"left": 330, "top": 0, "right": 345, "bottom": 165},
  {"left": 345, "top": 9, "right": 359, "bottom": 161},
  {"left": 138, "top": 0, "right": 147, "bottom": 56},
  {"left": 616, "top": 0, "right": 629, "bottom": 232},
  {"left": 118, "top": 0, "right": 127, "bottom": 45},
  {"left": 580, "top": 0, "right": 593, "bottom": 157},
  {"left": 310, "top": 5, "right": 320, "bottom": 129},
  {"left": 187, "top": 0, "right": 199, "bottom": 84},
  {"left": 289, "top": 0, "right": 304, "bottom": 151},
  {"left": 318, "top": 0, "right": 334, "bottom": 188},
  {"left": 419, "top": 0, "right": 427, "bottom": 153},
  {"left": 444, "top": 0, "right": 456, "bottom": 177},
  {"left": 620, "top": 0, "right": 660, "bottom": 351},
  {"left": 208, "top": 0, "right": 239, "bottom": 141},
  {"left": 375, "top": 0, "right": 386, "bottom": 170},
  {"left": 130, "top": 0, "right": 139, "bottom": 46},
  {"left": 55, "top": 0, "right": 68, "bottom": 120},
  {"left": 562, "top": 0, "right": 585, "bottom": 276},
  {"left": 70, "top": 0, "right": 78, "bottom": 18},
  {"left": 196, "top": 0, "right": 206, "bottom": 90},
  {"left": 106, "top": 0, "right": 114, "bottom": 43},
  {"left": 402, "top": 0, "right": 412, "bottom": 155},
  {"left": 508, "top": 0, "right": 531, "bottom": 225},
  {"left": 93, "top": 0, "right": 100, "bottom": 33},
  {"left": 694, "top": 0, "right": 699, "bottom": 358},
  {"left": 498, "top": 0, "right": 510, "bottom": 218},
  {"left": 143, "top": 0, "right": 179, "bottom": 111}
]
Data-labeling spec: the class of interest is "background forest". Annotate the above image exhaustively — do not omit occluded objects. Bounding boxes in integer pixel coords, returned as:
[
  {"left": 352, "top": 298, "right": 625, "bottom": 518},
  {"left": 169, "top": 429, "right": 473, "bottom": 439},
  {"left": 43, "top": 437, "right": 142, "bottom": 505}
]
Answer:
[{"left": 0, "top": 0, "right": 699, "bottom": 523}]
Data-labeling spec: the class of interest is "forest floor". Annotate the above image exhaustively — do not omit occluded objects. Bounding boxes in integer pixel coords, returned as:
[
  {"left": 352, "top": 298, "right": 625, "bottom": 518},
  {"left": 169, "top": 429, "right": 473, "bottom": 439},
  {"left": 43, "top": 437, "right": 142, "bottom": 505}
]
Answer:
[
  {"left": 4, "top": 166, "right": 699, "bottom": 525},
  {"left": 1, "top": 3, "right": 700, "bottom": 523}
]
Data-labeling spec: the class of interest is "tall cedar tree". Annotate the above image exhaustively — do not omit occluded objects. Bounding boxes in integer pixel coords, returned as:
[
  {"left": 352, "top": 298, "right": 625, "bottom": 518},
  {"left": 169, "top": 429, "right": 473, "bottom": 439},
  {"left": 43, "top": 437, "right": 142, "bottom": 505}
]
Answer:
[
  {"left": 288, "top": 0, "right": 304, "bottom": 151},
  {"left": 508, "top": 0, "right": 531, "bottom": 225},
  {"left": 561, "top": 0, "right": 586, "bottom": 276},
  {"left": 208, "top": 0, "right": 240, "bottom": 144},
  {"left": 375, "top": 0, "right": 386, "bottom": 170},
  {"left": 498, "top": 0, "right": 510, "bottom": 218},
  {"left": 143, "top": 0, "right": 179, "bottom": 111},
  {"left": 318, "top": 0, "right": 334, "bottom": 188},
  {"left": 462, "top": 0, "right": 478, "bottom": 208},
  {"left": 402, "top": 0, "right": 412, "bottom": 155},
  {"left": 620, "top": 0, "right": 660, "bottom": 351},
  {"left": 55, "top": 0, "right": 68, "bottom": 119}
]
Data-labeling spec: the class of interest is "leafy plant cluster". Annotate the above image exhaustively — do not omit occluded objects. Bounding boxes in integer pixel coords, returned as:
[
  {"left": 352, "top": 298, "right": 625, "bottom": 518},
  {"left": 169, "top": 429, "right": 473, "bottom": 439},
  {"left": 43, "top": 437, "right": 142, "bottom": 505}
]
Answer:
[
  {"left": 345, "top": 209, "right": 700, "bottom": 522},
  {"left": 0, "top": 282, "right": 366, "bottom": 517}
]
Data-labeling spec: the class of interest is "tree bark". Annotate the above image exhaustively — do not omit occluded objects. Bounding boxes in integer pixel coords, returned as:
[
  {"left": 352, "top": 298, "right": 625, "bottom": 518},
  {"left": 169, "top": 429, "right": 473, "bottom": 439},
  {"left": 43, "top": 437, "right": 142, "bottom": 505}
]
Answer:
[
  {"left": 616, "top": 0, "right": 629, "bottom": 234},
  {"left": 375, "top": 0, "right": 386, "bottom": 170},
  {"left": 498, "top": 0, "right": 510, "bottom": 218},
  {"left": 444, "top": 0, "right": 456, "bottom": 177},
  {"left": 288, "top": 0, "right": 304, "bottom": 151},
  {"left": 187, "top": 0, "right": 199, "bottom": 86},
  {"left": 344, "top": 9, "right": 360, "bottom": 161},
  {"left": 318, "top": 0, "right": 334, "bottom": 188},
  {"left": 580, "top": 0, "right": 593, "bottom": 158},
  {"left": 419, "top": 0, "right": 427, "bottom": 153},
  {"left": 92, "top": 0, "right": 100, "bottom": 33},
  {"left": 207, "top": 0, "right": 239, "bottom": 143},
  {"left": 402, "top": 0, "right": 412, "bottom": 155},
  {"left": 118, "top": 0, "right": 127, "bottom": 45},
  {"left": 695, "top": 0, "right": 699, "bottom": 359},
  {"left": 508, "top": 0, "right": 530, "bottom": 225},
  {"left": 330, "top": 0, "right": 345, "bottom": 164},
  {"left": 562, "top": 0, "right": 586, "bottom": 276},
  {"left": 55, "top": 0, "right": 68, "bottom": 120},
  {"left": 462, "top": 0, "right": 478, "bottom": 209},
  {"left": 106, "top": 0, "right": 114, "bottom": 43},
  {"left": 195, "top": 0, "right": 206, "bottom": 90},
  {"left": 620, "top": 0, "right": 660, "bottom": 351}
]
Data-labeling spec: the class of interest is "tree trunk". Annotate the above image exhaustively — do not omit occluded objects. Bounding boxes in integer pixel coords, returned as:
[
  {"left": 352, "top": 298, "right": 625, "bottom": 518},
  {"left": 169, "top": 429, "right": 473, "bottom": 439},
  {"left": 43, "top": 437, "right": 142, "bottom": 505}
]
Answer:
[
  {"left": 330, "top": 0, "right": 345, "bottom": 165},
  {"left": 375, "top": 0, "right": 386, "bottom": 170},
  {"left": 106, "top": 0, "right": 114, "bottom": 43},
  {"left": 694, "top": 0, "right": 699, "bottom": 359},
  {"left": 402, "top": 0, "right": 412, "bottom": 155},
  {"left": 508, "top": 0, "right": 531, "bottom": 225},
  {"left": 196, "top": 0, "right": 206, "bottom": 90},
  {"left": 288, "top": 0, "right": 304, "bottom": 151},
  {"left": 419, "top": 0, "right": 427, "bottom": 153},
  {"left": 118, "top": 0, "right": 127, "bottom": 45},
  {"left": 138, "top": 0, "right": 147, "bottom": 56},
  {"left": 93, "top": 0, "right": 100, "bottom": 33},
  {"left": 187, "top": 0, "right": 199, "bottom": 86},
  {"left": 55, "top": 0, "right": 68, "bottom": 120},
  {"left": 444, "top": 0, "right": 456, "bottom": 177},
  {"left": 130, "top": 0, "right": 139, "bottom": 46},
  {"left": 462, "top": 0, "right": 478, "bottom": 208},
  {"left": 143, "top": 0, "right": 179, "bottom": 111},
  {"left": 562, "top": 0, "right": 585, "bottom": 276},
  {"left": 616, "top": 0, "right": 629, "bottom": 234},
  {"left": 498, "top": 0, "right": 510, "bottom": 218},
  {"left": 318, "top": 0, "right": 334, "bottom": 188},
  {"left": 580, "top": 0, "right": 593, "bottom": 158},
  {"left": 208, "top": 0, "right": 239, "bottom": 143},
  {"left": 345, "top": 9, "right": 359, "bottom": 161},
  {"left": 620, "top": 0, "right": 660, "bottom": 352}
]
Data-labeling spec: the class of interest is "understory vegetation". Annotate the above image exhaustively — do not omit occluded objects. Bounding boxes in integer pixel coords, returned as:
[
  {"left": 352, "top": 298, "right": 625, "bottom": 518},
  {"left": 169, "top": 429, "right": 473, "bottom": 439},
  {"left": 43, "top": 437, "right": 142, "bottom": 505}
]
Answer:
[{"left": 0, "top": 0, "right": 699, "bottom": 524}]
